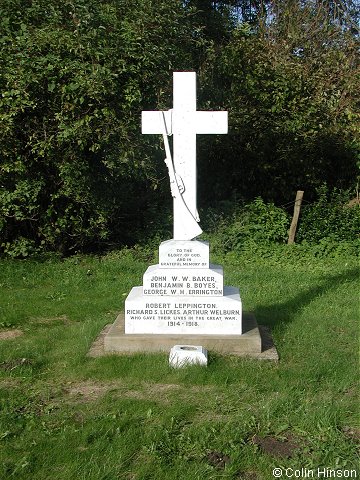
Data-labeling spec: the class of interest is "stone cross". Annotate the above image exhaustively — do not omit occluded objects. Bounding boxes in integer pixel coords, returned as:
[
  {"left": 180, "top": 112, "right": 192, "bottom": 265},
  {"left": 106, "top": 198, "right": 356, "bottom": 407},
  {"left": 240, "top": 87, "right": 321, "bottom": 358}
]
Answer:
[{"left": 142, "top": 71, "right": 228, "bottom": 240}]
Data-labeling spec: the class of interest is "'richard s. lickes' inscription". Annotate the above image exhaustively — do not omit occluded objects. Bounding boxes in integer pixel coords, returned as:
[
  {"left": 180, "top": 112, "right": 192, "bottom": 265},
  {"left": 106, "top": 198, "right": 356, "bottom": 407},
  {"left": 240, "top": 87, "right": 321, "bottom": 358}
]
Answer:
[{"left": 127, "top": 302, "right": 241, "bottom": 317}]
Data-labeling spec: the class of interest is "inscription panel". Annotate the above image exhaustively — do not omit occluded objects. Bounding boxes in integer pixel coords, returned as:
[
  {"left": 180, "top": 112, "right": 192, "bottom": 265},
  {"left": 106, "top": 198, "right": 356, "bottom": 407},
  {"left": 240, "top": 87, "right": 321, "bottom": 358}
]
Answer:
[
  {"left": 143, "top": 264, "right": 223, "bottom": 296},
  {"left": 159, "top": 240, "right": 209, "bottom": 269},
  {"left": 125, "top": 286, "right": 242, "bottom": 335}
]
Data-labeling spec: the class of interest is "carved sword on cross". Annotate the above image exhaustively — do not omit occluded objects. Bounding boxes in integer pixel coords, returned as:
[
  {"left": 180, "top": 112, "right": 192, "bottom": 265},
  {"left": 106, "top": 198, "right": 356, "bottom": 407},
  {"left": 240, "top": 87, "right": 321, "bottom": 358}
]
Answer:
[{"left": 142, "top": 72, "right": 228, "bottom": 240}]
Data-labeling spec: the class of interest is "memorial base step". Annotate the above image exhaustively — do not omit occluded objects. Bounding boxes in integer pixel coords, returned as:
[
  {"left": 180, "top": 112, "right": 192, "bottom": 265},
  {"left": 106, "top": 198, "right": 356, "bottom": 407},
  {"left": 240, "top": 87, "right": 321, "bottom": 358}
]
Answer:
[{"left": 104, "top": 312, "right": 262, "bottom": 356}]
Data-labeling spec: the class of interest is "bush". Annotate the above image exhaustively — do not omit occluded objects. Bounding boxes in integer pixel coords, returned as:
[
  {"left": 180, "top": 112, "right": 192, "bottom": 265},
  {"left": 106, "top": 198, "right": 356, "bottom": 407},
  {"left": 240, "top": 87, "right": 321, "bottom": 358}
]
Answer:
[
  {"left": 199, "top": 2, "right": 358, "bottom": 204},
  {"left": 207, "top": 197, "right": 290, "bottom": 253},
  {"left": 297, "top": 186, "right": 360, "bottom": 244},
  {"left": 1, "top": 1, "right": 358, "bottom": 257},
  {"left": 204, "top": 192, "right": 359, "bottom": 260},
  {"left": 0, "top": 0, "right": 209, "bottom": 257}
]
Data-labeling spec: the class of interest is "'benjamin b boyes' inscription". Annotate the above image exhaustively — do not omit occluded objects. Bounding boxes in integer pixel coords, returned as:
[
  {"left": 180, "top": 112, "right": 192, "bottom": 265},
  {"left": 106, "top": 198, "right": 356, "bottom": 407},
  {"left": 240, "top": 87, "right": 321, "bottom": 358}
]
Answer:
[{"left": 143, "top": 265, "right": 224, "bottom": 296}]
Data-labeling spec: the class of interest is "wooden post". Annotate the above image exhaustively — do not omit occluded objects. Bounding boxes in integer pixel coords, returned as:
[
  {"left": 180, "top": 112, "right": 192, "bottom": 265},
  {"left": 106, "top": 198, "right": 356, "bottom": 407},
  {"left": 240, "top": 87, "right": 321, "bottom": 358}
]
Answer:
[{"left": 288, "top": 190, "right": 304, "bottom": 244}]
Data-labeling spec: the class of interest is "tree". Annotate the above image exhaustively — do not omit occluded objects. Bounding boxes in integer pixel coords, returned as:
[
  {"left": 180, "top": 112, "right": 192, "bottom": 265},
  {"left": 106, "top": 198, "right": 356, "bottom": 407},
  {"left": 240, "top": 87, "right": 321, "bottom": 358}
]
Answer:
[
  {"left": 0, "top": 0, "right": 210, "bottom": 255},
  {"left": 198, "top": 0, "right": 359, "bottom": 203},
  {"left": 1, "top": 0, "right": 358, "bottom": 256}
]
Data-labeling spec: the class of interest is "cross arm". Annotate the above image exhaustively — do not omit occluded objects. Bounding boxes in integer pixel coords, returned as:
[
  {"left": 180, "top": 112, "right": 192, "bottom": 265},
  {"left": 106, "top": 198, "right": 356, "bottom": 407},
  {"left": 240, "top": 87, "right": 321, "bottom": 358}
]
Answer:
[
  {"left": 195, "top": 111, "right": 228, "bottom": 134},
  {"left": 142, "top": 110, "right": 172, "bottom": 135}
]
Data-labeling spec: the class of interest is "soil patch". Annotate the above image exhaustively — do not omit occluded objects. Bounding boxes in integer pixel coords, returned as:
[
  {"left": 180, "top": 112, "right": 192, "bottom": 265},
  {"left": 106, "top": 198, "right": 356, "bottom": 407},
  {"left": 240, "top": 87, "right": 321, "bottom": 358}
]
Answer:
[
  {"left": 32, "top": 315, "right": 71, "bottom": 326},
  {"left": 137, "top": 383, "right": 181, "bottom": 402},
  {"left": 0, "top": 329, "right": 23, "bottom": 340},
  {"left": 252, "top": 433, "right": 300, "bottom": 458},
  {"left": 206, "top": 451, "right": 231, "bottom": 469},
  {"left": 344, "top": 387, "right": 358, "bottom": 398},
  {"left": 64, "top": 380, "right": 184, "bottom": 404},
  {"left": 65, "top": 381, "right": 122, "bottom": 402},
  {"left": 63, "top": 380, "right": 217, "bottom": 406},
  {"left": 343, "top": 426, "right": 360, "bottom": 442},
  {"left": 0, "top": 378, "right": 21, "bottom": 388},
  {"left": 0, "top": 358, "right": 33, "bottom": 371}
]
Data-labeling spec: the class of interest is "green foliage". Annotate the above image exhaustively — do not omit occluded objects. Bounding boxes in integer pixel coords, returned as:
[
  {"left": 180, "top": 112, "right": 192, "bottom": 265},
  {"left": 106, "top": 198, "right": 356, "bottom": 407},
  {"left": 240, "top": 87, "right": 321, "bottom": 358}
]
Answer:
[
  {"left": 1, "top": 237, "right": 38, "bottom": 258},
  {"left": 297, "top": 186, "right": 360, "bottom": 243},
  {"left": 0, "top": 0, "right": 358, "bottom": 256},
  {"left": 199, "top": 1, "right": 359, "bottom": 203},
  {"left": 202, "top": 193, "right": 359, "bottom": 260},
  {"left": 204, "top": 197, "right": 290, "bottom": 253},
  {"left": 0, "top": 0, "right": 209, "bottom": 256}
]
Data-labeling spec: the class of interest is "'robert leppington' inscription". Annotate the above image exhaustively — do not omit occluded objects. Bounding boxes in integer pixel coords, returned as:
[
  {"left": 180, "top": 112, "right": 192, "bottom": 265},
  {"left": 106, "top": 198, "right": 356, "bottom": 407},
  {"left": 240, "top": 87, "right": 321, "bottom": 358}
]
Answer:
[{"left": 142, "top": 265, "right": 223, "bottom": 296}]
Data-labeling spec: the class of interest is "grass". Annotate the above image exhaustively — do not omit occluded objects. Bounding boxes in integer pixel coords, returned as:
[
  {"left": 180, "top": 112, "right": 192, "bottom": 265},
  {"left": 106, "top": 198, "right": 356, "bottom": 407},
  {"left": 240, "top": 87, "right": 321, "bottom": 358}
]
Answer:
[{"left": 0, "top": 245, "right": 359, "bottom": 479}]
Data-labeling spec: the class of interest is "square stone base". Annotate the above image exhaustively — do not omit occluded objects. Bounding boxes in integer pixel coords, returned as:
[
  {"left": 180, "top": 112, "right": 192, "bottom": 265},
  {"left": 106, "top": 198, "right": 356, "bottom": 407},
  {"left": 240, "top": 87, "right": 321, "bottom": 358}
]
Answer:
[{"left": 94, "top": 312, "right": 278, "bottom": 360}]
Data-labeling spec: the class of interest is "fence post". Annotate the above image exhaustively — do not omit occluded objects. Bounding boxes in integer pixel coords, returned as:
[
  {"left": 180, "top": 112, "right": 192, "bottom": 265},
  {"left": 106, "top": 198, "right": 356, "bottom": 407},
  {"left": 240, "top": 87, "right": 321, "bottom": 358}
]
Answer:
[{"left": 288, "top": 190, "right": 304, "bottom": 244}]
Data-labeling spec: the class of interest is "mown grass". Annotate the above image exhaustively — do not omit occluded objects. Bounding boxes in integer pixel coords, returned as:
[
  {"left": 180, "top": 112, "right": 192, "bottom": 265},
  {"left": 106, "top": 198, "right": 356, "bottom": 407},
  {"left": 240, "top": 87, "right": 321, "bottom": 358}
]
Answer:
[{"left": 0, "top": 246, "right": 359, "bottom": 480}]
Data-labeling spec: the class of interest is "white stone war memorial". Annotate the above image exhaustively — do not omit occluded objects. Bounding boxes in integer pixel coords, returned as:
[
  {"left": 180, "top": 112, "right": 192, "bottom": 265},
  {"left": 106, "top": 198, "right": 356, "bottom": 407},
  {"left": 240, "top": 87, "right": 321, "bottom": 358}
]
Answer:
[{"left": 104, "top": 72, "right": 268, "bottom": 358}]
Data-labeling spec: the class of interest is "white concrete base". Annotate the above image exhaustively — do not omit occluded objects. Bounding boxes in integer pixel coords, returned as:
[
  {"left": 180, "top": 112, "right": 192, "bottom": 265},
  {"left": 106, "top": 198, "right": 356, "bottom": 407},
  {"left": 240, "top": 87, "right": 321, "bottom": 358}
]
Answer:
[
  {"left": 169, "top": 345, "right": 208, "bottom": 368},
  {"left": 125, "top": 285, "right": 242, "bottom": 335}
]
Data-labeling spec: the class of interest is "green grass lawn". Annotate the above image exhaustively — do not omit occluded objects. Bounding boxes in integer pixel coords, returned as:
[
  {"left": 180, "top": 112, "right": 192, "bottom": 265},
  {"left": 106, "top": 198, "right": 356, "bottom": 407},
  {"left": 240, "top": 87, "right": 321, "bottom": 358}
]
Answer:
[{"left": 0, "top": 247, "right": 359, "bottom": 479}]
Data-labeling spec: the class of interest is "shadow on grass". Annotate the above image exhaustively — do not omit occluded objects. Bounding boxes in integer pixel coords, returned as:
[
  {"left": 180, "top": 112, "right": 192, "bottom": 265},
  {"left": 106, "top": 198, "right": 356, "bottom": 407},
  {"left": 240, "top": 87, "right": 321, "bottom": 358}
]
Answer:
[{"left": 253, "top": 266, "right": 359, "bottom": 336}]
